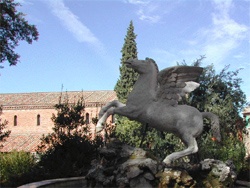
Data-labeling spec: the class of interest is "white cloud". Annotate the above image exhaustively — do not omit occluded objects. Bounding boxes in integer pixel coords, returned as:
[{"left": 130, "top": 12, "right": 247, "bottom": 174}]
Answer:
[
  {"left": 126, "top": 0, "right": 163, "bottom": 23},
  {"left": 128, "top": 1, "right": 182, "bottom": 24},
  {"left": 126, "top": 0, "right": 150, "bottom": 5},
  {"left": 233, "top": 52, "right": 245, "bottom": 59},
  {"left": 47, "top": 0, "right": 103, "bottom": 50},
  {"left": 192, "top": 0, "right": 249, "bottom": 67},
  {"left": 137, "top": 8, "right": 161, "bottom": 23},
  {"left": 15, "top": 0, "right": 29, "bottom": 4}
]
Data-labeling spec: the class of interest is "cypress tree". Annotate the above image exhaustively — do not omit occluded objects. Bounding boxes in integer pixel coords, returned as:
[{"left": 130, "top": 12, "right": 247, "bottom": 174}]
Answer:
[
  {"left": 114, "top": 21, "right": 139, "bottom": 103},
  {"left": 113, "top": 21, "right": 144, "bottom": 147}
]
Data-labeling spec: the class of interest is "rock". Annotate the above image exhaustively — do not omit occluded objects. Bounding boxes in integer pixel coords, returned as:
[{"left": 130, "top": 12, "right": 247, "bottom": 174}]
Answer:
[
  {"left": 144, "top": 172, "right": 155, "bottom": 181},
  {"left": 98, "top": 147, "right": 117, "bottom": 159},
  {"left": 116, "top": 177, "right": 129, "bottom": 187},
  {"left": 120, "top": 144, "right": 135, "bottom": 158},
  {"left": 126, "top": 166, "right": 143, "bottom": 179},
  {"left": 103, "top": 175, "right": 114, "bottom": 186},
  {"left": 156, "top": 168, "right": 196, "bottom": 187},
  {"left": 130, "top": 175, "right": 152, "bottom": 188},
  {"left": 122, "top": 158, "right": 158, "bottom": 175},
  {"left": 85, "top": 139, "right": 239, "bottom": 188},
  {"left": 130, "top": 148, "right": 147, "bottom": 158},
  {"left": 86, "top": 139, "right": 160, "bottom": 187},
  {"left": 200, "top": 158, "right": 237, "bottom": 187}
]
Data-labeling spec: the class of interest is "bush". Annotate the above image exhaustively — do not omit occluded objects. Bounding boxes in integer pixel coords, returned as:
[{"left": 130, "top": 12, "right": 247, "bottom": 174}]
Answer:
[
  {"left": 37, "top": 135, "right": 101, "bottom": 179},
  {"left": 115, "top": 117, "right": 184, "bottom": 161},
  {"left": 0, "top": 151, "right": 35, "bottom": 186},
  {"left": 34, "top": 95, "right": 102, "bottom": 180},
  {"left": 198, "top": 130, "right": 246, "bottom": 172}
]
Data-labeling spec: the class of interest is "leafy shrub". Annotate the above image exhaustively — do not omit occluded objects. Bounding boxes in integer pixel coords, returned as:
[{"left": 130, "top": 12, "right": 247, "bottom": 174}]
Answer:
[
  {"left": 115, "top": 117, "right": 184, "bottom": 160},
  {"left": 35, "top": 94, "right": 102, "bottom": 179},
  {"left": 198, "top": 130, "right": 245, "bottom": 172},
  {"left": 37, "top": 135, "right": 100, "bottom": 179},
  {"left": 0, "top": 151, "right": 35, "bottom": 186}
]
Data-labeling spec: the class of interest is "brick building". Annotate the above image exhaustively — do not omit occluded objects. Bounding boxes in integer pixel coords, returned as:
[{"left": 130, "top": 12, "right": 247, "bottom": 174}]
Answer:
[{"left": 0, "top": 90, "right": 117, "bottom": 153}]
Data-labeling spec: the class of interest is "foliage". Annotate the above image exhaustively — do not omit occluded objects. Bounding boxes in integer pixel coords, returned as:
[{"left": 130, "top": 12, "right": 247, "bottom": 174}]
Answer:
[
  {"left": 35, "top": 93, "right": 102, "bottom": 179},
  {"left": 115, "top": 117, "right": 185, "bottom": 160},
  {"left": 142, "top": 127, "right": 185, "bottom": 160},
  {"left": 115, "top": 116, "right": 142, "bottom": 146},
  {"left": 198, "top": 131, "right": 245, "bottom": 171},
  {"left": 114, "top": 20, "right": 146, "bottom": 148},
  {"left": 37, "top": 136, "right": 100, "bottom": 179},
  {"left": 0, "top": 151, "right": 36, "bottom": 186},
  {"left": 179, "top": 57, "right": 247, "bottom": 171},
  {"left": 237, "top": 158, "right": 250, "bottom": 181},
  {"left": 37, "top": 95, "right": 89, "bottom": 152},
  {"left": 0, "top": 106, "right": 11, "bottom": 148},
  {"left": 188, "top": 62, "right": 247, "bottom": 117},
  {"left": 0, "top": 0, "right": 39, "bottom": 67},
  {"left": 114, "top": 20, "right": 139, "bottom": 103}
]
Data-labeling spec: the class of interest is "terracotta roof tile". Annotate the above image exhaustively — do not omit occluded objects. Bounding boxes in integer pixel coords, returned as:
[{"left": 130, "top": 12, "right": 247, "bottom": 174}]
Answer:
[
  {"left": 0, "top": 134, "right": 42, "bottom": 152},
  {"left": 0, "top": 90, "right": 117, "bottom": 107}
]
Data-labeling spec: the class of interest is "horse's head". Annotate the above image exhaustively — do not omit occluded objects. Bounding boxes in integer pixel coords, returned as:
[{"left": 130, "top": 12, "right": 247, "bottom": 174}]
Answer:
[{"left": 124, "top": 58, "right": 158, "bottom": 74}]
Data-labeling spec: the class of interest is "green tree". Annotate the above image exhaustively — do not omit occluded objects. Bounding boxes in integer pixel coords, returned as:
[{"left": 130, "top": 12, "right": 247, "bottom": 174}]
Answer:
[
  {"left": 36, "top": 93, "right": 101, "bottom": 178},
  {"left": 179, "top": 57, "right": 247, "bottom": 170},
  {"left": 0, "top": 0, "right": 39, "bottom": 67},
  {"left": 0, "top": 151, "right": 35, "bottom": 187},
  {"left": 0, "top": 106, "right": 10, "bottom": 148},
  {"left": 114, "top": 20, "right": 139, "bottom": 102},
  {"left": 182, "top": 57, "right": 247, "bottom": 134},
  {"left": 113, "top": 21, "right": 144, "bottom": 147}
]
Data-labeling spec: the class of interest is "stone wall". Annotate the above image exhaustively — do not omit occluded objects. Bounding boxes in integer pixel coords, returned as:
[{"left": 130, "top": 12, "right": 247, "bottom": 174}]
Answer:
[{"left": 2, "top": 108, "right": 55, "bottom": 135}]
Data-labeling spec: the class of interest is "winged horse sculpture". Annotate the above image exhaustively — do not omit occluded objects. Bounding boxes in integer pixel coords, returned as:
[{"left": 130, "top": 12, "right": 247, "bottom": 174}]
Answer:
[{"left": 96, "top": 58, "right": 221, "bottom": 164}]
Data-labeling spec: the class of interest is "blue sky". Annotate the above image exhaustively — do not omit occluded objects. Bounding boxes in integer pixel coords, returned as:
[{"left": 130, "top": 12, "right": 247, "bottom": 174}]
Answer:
[{"left": 1, "top": 0, "right": 249, "bottom": 102}]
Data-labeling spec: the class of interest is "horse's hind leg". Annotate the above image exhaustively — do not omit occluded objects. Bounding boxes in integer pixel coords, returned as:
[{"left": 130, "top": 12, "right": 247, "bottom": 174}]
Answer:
[{"left": 163, "top": 136, "right": 198, "bottom": 165}]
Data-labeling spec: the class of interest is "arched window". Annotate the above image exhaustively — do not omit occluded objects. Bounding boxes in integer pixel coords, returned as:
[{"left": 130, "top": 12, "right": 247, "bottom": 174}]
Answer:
[
  {"left": 86, "top": 113, "right": 90, "bottom": 124},
  {"left": 37, "top": 114, "right": 40, "bottom": 126},
  {"left": 14, "top": 115, "right": 17, "bottom": 126}
]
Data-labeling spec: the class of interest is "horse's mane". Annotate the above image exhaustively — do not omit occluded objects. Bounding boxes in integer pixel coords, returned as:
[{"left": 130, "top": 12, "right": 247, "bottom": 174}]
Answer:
[{"left": 145, "top": 57, "right": 159, "bottom": 73}]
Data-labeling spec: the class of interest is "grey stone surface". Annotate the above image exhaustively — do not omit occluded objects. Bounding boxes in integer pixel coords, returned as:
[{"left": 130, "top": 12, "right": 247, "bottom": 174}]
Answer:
[{"left": 201, "top": 158, "right": 237, "bottom": 182}]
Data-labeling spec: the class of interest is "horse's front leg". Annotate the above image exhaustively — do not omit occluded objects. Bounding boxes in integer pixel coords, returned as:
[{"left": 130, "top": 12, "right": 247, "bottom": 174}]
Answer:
[
  {"left": 96, "top": 106, "right": 135, "bottom": 133},
  {"left": 99, "top": 100, "right": 125, "bottom": 118},
  {"left": 96, "top": 101, "right": 125, "bottom": 132}
]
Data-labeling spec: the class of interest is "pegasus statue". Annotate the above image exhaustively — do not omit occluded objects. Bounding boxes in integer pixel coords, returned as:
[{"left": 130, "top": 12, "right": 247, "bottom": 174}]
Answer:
[{"left": 96, "top": 58, "right": 221, "bottom": 164}]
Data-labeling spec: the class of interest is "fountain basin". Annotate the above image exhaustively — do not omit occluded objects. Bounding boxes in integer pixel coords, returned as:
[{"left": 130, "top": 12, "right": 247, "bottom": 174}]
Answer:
[{"left": 18, "top": 176, "right": 86, "bottom": 188}]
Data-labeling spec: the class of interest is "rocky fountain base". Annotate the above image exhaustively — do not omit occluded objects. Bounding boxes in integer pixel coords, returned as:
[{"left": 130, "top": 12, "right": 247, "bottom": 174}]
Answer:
[{"left": 85, "top": 138, "right": 238, "bottom": 188}]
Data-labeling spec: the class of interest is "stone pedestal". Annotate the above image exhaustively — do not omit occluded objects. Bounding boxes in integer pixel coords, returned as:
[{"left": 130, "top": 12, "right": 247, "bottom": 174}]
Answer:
[{"left": 85, "top": 138, "right": 238, "bottom": 188}]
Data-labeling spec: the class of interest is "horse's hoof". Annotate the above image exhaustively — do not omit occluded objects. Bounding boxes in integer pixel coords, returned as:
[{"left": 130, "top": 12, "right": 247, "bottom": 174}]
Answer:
[
  {"left": 96, "top": 124, "right": 104, "bottom": 133},
  {"left": 163, "top": 158, "right": 171, "bottom": 166}
]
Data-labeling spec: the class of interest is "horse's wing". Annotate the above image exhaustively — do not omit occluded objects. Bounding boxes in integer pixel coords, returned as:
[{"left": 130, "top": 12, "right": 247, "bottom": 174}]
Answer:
[{"left": 156, "top": 66, "right": 203, "bottom": 106}]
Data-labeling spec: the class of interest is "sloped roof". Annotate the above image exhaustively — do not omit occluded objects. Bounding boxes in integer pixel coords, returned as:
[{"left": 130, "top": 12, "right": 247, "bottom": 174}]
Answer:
[
  {"left": 0, "top": 134, "right": 42, "bottom": 153},
  {"left": 0, "top": 90, "right": 117, "bottom": 108}
]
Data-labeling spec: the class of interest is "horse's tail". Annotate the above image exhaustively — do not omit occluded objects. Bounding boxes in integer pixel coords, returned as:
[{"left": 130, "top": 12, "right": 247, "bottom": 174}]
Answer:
[{"left": 202, "top": 112, "right": 221, "bottom": 142}]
